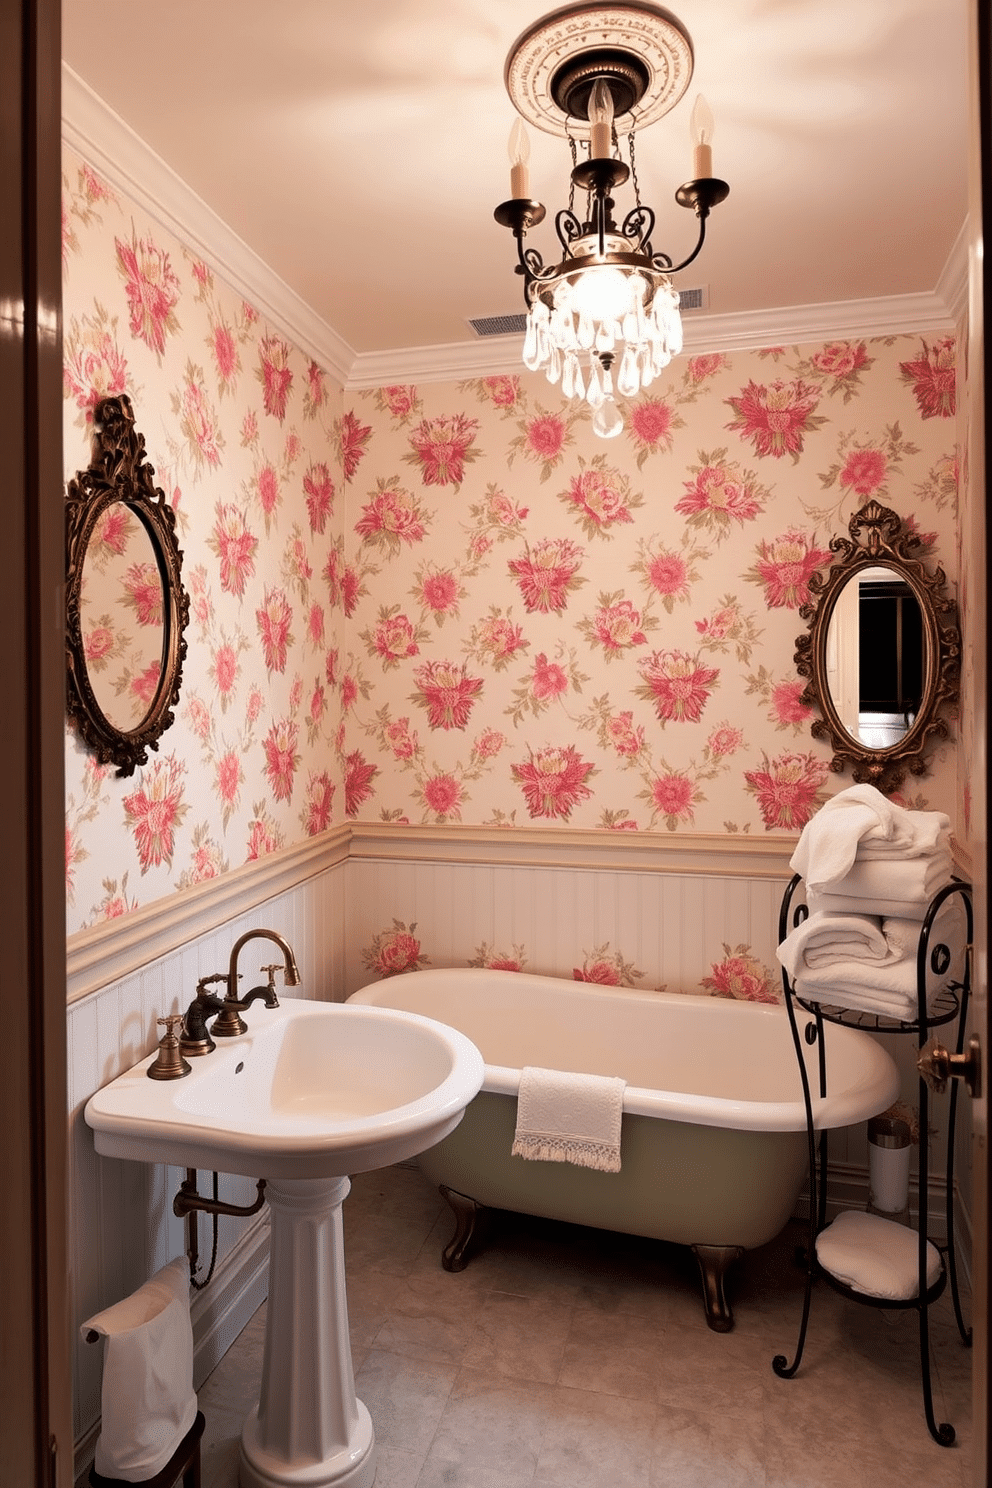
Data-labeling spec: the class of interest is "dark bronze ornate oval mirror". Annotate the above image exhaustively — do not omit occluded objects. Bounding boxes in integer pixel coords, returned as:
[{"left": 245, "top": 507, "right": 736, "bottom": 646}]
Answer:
[
  {"left": 794, "top": 501, "right": 960, "bottom": 793},
  {"left": 66, "top": 394, "right": 190, "bottom": 777}
]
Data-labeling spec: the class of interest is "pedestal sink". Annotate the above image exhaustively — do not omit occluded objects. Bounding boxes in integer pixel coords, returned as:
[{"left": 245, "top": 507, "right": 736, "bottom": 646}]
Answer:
[{"left": 85, "top": 999, "right": 485, "bottom": 1488}]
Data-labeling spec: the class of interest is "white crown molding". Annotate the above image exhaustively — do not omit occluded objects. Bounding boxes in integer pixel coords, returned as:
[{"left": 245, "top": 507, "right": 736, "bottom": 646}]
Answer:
[
  {"left": 61, "top": 64, "right": 966, "bottom": 395},
  {"left": 936, "top": 219, "right": 970, "bottom": 329},
  {"left": 61, "top": 64, "right": 355, "bottom": 385},
  {"left": 347, "top": 285, "right": 960, "bottom": 389}
]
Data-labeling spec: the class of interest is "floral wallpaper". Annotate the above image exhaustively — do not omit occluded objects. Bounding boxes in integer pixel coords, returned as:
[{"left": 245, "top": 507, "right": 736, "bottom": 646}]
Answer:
[
  {"left": 341, "top": 342, "right": 959, "bottom": 836},
  {"left": 62, "top": 141, "right": 961, "bottom": 949},
  {"left": 62, "top": 147, "right": 346, "bottom": 935}
]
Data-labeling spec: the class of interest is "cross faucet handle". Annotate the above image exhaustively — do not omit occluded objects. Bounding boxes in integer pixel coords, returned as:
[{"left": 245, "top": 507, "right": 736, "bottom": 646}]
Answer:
[
  {"left": 156, "top": 1014, "right": 184, "bottom": 1038},
  {"left": 260, "top": 963, "right": 285, "bottom": 984}
]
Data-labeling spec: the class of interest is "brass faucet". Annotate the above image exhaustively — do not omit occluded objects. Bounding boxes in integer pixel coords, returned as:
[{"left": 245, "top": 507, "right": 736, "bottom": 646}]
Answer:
[{"left": 211, "top": 928, "right": 301, "bottom": 1038}]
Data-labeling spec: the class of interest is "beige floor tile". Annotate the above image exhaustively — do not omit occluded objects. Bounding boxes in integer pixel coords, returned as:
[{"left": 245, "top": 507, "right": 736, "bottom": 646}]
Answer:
[
  {"left": 177, "top": 1165, "right": 972, "bottom": 1488},
  {"left": 650, "top": 1395, "right": 768, "bottom": 1488},
  {"left": 354, "top": 1348, "right": 457, "bottom": 1456},
  {"left": 534, "top": 1385, "right": 658, "bottom": 1488},
  {"left": 425, "top": 1366, "right": 554, "bottom": 1479},
  {"left": 460, "top": 1288, "right": 573, "bottom": 1384},
  {"left": 559, "top": 1307, "right": 669, "bottom": 1400}
]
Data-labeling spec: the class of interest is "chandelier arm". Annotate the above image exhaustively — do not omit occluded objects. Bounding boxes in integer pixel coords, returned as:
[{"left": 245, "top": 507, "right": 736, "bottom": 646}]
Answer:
[{"left": 664, "top": 212, "right": 711, "bottom": 276}]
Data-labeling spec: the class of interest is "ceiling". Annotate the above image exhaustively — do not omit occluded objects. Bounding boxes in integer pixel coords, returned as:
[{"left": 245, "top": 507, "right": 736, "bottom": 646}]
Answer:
[{"left": 61, "top": 0, "right": 971, "bottom": 365}]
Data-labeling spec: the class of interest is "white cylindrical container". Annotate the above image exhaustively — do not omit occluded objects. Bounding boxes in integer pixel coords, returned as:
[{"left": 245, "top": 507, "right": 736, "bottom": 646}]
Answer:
[{"left": 867, "top": 1114, "right": 912, "bottom": 1225}]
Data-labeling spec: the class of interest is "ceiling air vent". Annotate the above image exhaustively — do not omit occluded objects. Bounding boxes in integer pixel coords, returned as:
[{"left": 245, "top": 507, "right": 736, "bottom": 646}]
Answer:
[
  {"left": 677, "top": 285, "right": 707, "bottom": 311},
  {"left": 470, "top": 289, "right": 707, "bottom": 338},
  {"left": 469, "top": 314, "right": 528, "bottom": 337}
]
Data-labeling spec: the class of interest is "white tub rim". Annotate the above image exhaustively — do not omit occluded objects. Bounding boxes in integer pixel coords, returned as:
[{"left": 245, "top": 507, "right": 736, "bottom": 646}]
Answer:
[{"left": 347, "top": 967, "right": 900, "bottom": 1134}]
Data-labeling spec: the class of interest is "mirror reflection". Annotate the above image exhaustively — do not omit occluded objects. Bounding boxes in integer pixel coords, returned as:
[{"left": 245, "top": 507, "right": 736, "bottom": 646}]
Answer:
[
  {"left": 795, "top": 501, "right": 960, "bottom": 793},
  {"left": 825, "top": 565, "right": 925, "bottom": 751},
  {"left": 66, "top": 394, "right": 190, "bottom": 777},
  {"left": 80, "top": 502, "right": 167, "bottom": 733}
]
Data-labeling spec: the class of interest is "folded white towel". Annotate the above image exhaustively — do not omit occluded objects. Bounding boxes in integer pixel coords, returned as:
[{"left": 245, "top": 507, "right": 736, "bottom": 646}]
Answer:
[
  {"left": 794, "top": 979, "right": 920, "bottom": 1021},
  {"left": 790, "top": 785, "right": 950, "bottom": 892},
  {"left": 82, "top": 1257, "right": 197, "bottom": 1481},
  {"left": 815, "top": 1210, "right": 941, "bottom": 1299},
  {"left": 855, "top": 818, "right": 950, "bottom": 862},
  {"left": 807, "top": 882, "right": 954, "bottom": 922},
  {"left": 776, "top": 913, "right": 887, "bottom": 979},
  {"left": 512, "top": 1066, "right": 625, "bottom": 1172},
  {"left": 819, "top": 851, "right": 952, "bottom": 905}
]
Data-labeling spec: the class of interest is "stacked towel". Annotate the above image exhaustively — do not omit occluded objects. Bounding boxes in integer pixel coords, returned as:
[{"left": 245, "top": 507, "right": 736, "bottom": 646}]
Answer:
[
  {"left": 778, "top": 900, "right": 964, "bottom": 1020},
  {"left": 781, "top": 786, "right": 959, "bottom": 1019},
  {"left": 790, "top": 784, "right": 950, "bottom": 895},
  {"left": 512, "top": 1066, "right": 625, "bottom": 1172}
]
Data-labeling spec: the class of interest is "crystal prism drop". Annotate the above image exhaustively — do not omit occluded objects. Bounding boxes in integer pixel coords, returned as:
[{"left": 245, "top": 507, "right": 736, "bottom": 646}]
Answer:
[{"left": 592, "top": 397, "right": 624, "bottom": 439}]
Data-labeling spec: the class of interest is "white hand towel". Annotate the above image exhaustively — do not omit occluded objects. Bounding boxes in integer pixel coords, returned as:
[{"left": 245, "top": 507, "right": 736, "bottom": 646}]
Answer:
[
  {"left": 82, "top": 1257, "right": 197, "bottom": 1482},
  {"left": 855, "top": 817, "right": 950, "bottom": 861},
  {"left": 815, "top": 1209, "right": 941, "bottom": 1299},
  {"left": 776, "top": 912, "right": 887, "bottom": 979},
  {"left": 794, "top": 980, "right": 919, "bottom": 1021},
  {"left": 807, "top": 881, "right": 954, "bottom": 922},
  {"left": 790, "top": 785, "right": 950, "bottom": 892},
  {"left": 512, "top": 1066, "right": 625, "bottom": 1172},
  {"left": 819, "top": 851, "right": 952, "bottom": 905}
]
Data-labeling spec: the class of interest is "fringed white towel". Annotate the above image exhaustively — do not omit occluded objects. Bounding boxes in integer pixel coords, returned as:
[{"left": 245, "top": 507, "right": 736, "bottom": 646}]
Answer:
[
  {"left": 815, "top": 1210, "right": 941, "bottom": 1299},
  {"left": 512, "top": 1066, "right": 625, "bottom": 1172},
  {"left": 790, "top": 784, "right": 951, "bottom": 893}
]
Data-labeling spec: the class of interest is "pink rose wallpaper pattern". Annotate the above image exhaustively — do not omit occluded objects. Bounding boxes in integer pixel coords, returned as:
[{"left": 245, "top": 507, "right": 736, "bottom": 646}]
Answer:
[
  {"left": 62, "top": 144, "right": 961, "bottom": 938},
  {"left": 63, "top": 148, "right": 346, "bottom": 932},
  {"left": 344, "top": 346, "right": 958, "bottom": 837}
]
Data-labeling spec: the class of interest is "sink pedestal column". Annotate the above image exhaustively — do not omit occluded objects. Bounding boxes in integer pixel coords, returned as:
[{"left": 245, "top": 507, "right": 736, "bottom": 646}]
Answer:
[{"left": 239, "top": 1176, "right": 376, "bottom": 1488}]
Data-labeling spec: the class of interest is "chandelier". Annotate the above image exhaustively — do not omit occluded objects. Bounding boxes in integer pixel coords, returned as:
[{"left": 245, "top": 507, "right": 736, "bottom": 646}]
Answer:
[{"left": 495, "top": 2, "right": 729, "bottom": 437}]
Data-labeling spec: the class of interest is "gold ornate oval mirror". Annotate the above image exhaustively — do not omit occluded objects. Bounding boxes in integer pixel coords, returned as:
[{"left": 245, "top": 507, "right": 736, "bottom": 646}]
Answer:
[
  {"left": 66, "top": 394, "right": 190, "bottom": 777},
  {"left": 794, "top": 501, "right": 960, "bottom": 793}
]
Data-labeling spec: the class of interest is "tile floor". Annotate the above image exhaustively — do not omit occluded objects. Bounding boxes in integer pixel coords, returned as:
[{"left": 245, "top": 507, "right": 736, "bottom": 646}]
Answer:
[{"left": 194, "top": 1164, "right": 973, "bottom": 1488}]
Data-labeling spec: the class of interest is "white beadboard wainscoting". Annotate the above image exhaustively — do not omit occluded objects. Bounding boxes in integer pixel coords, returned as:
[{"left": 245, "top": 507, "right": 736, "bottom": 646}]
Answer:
[{"left": 67, "top": 824, "right": 971, "bottom": 1472}]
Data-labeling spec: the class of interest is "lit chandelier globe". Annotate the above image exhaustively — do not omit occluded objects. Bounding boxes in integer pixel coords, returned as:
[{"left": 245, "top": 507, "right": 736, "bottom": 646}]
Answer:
[
  {"left": 523, "top": 255, "right": 683, "bottom": 439},
  {"left": 495, "top": 3, "right": 728, "bottom": 438}
]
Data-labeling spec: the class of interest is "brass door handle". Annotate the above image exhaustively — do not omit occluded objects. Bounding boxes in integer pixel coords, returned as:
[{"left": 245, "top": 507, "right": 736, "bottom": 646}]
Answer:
[{"left": 917, "top": 1035, "right": 982, "bottom": 1099}]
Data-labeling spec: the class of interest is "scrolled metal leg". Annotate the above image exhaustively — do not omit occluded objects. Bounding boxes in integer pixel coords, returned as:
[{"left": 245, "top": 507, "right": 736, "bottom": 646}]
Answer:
[
  {"left": 438, "top": 1184, "right": 491, "bottom": 1272},
  {"left": 691, "top": 1244, "right": 744, "bottom": 1332}
]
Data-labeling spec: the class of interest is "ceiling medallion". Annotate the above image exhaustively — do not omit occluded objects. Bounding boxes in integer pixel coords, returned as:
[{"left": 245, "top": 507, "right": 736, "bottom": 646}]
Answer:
[
  {"left": 495, "top": 3, "right": 728, "bottom": 438},
  {"left": 504, "top": 2, "right": 694, "bottom": 139}
]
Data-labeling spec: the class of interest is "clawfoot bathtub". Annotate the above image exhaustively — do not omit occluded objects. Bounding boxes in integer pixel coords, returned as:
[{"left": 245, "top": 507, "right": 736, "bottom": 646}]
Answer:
[{"left": 348, "top": 969, "right": 898, "bottom": 1330}]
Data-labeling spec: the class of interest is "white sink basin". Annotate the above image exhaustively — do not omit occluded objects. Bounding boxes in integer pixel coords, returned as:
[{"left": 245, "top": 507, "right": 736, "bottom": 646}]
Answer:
[{"left": 84, "top": 998, "right": 485, "bottom": 1179}]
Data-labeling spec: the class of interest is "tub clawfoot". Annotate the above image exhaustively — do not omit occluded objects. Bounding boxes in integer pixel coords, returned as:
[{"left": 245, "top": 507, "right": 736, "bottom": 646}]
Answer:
[
  {"left": 691, "top": 1244, "right": 745, "bottom": 1332},
  {"left": 439, "top": 1184, "right": 492, "bottom": 1271}
]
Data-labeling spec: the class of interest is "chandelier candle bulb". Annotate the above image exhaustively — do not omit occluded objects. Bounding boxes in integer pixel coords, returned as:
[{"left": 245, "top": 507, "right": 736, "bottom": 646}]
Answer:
[
  {"left": 496, "top": 4, "right": 729, "bottom": 436},
  {"left": 589, "top": 78, "right": 615, "bottom": 159},
  {"left": 691, "top": 94, "right": 714, "bottom": 178},
  {"left": 508, "top": 119, "right": 531, "bottom": 198}
]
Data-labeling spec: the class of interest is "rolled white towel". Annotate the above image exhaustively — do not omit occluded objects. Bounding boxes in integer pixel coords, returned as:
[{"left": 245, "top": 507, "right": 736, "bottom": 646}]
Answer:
[
  {"left": 776, "top": 912, "right": 887, "bottom": 979},
  {"left": 790, "top": 785, "right": 949, "bottom": 892}
]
